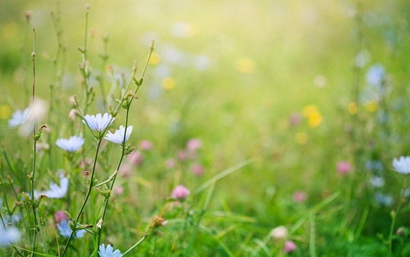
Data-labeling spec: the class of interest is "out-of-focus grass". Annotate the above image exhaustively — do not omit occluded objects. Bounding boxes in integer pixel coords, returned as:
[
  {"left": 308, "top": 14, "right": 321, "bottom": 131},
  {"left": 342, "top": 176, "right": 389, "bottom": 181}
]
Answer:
[{"left": 2, "top": 0, "right": 410, "bottom": 255}]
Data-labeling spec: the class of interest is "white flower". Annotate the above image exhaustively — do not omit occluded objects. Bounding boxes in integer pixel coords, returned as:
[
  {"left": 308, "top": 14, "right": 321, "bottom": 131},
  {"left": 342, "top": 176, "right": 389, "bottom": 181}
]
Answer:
[
  {"left": 8, "top": 109, "right": 30, "bottom": 127},
  {"left": 99, "top": 244, "right": 123, "bottom": 257},
  {"left": 370, "top": 176, "right": 385, "bottom": 188},
  {"left": 56, "top": 136, "right": 85, "bottom": 152},
  {"left": 104, "top": 125, "right": 133, "bottom": 145},
  {"left": 83, "top": 113, "right": 114, "bottom": 132},
  {"left": 0, "top": 226, "right": 20, "bottom": 246},
  {"left": 270, "top": 226, "right": 288, "bottom": 240},
  {"left": 34, "top": 174, "right": 68, "bottom": 199},
  {"left": 393, "top": 156, "right": 410, "bottom": 174}
]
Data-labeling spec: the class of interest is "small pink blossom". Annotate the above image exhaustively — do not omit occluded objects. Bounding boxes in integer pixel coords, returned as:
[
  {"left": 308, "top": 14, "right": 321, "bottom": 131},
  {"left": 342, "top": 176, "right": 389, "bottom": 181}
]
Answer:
[
  {"left": 187, "top": 139, "right": 202, "bottom": 151},
  {"left": 284, "top": 240, "right": 296, "bottom": 253},
  {"left": 139, "top": 140, "right": 153, "bottom": 151},
  {"left": 127, "top": 150, "right": 144, "bottom": 166},
  {"left": 289, "top": 113, "right": 301, "bottom": 126},
  {"left": 54, "top": 211, "right": 67, "bottom": 223},
  {"left": 165, "top": 158, "right": 176, "bottom": 169},
  {"left": 177, "top": 150, "right": 188, "bottom": 161},
  {"left": 172, "top": 185, "right": 190, "bottom": 201},
  {"left": 337, "top": 161, "right": 352, "bottom": 175},
  {"left": 191, "top": 163, "right": 204, "bottom": 176},
  {"left": 293, "top": 191, "right": 307, "bottom": 203},
  {"left": 114, "top": 186, "right": 124, "bottom": 195}
]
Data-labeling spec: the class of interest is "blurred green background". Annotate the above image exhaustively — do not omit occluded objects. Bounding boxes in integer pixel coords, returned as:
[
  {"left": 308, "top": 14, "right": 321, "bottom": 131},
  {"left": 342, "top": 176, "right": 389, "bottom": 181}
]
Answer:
[{"left": 1, "top": 0, "right": 410, "bottom": 254}]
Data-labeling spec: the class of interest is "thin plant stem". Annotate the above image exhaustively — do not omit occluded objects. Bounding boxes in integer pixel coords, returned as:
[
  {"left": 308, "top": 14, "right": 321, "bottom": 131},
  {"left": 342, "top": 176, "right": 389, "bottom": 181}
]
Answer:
[
  {"left": 29, "top": 29, "right": 41, "bottom": 257},
  {"left": 61, "top": 137, "right": 104, "bottom": 257}
]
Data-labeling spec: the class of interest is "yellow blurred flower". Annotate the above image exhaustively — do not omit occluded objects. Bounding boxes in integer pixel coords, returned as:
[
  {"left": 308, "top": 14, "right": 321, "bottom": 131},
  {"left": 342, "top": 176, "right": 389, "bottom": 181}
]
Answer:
[
  {"left": 236, "top": 58, "right": 255, "bottom": 73},
  {"left": 149, "top": 52, "right": 161, "bottom": 65},
  {"left": 296, "top": 132, "right": 308, "bottom": 145},
  {"left": 162, "top": 77, "right": 175, "bottom": 90},
  {"left": 302, "top": 105, "right": 322, "bottom": 127},
  {"left": 0, "top": 105, "right": 12, "bottom": 119},
  {"left": 365, "top": 101, "right": 378, "bottom": 113},
  {"left": 308, "top": 112, "right": 322, "bottom": 127},
  {"left": 348, "top": 102, "right": 358, "bottom": 115}
]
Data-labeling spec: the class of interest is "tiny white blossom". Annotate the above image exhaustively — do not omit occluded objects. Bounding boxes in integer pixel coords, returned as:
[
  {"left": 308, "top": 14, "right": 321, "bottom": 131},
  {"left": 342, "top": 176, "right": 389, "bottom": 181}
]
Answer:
[
  {"left": 34, "top": 174, "right": 68, "bottom": 199},
  {"left": 393, "top": 156, "right": 410, "bottom": 174},
  {"left": 56, "top": 136, "right": 84, "bottom": 152},
  {"left": 83, "top": 113, "right": 114, "bottom": 132},
  {"left": 8, "top": 109, "right": 30, "bottom": 127},
  {"left": 104, "top": 125, "right": 133, "bottom": 145}
]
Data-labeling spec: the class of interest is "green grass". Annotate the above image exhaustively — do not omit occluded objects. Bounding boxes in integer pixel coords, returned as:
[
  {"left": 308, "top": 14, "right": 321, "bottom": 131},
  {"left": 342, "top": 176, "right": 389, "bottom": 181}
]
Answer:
[{"left": 1, "top": 0, "right": 410, "bottom": 256}]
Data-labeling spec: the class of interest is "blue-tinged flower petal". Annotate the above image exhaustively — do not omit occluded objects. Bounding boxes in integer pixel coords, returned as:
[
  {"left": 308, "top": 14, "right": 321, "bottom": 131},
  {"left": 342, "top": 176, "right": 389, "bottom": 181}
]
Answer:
[
  {"left": 0, "top": 226, "right": 20, "bottom": 247},
  {"left": 34, "top": 174, "right": 69, "bottom": 199},
  {"left": 83, "top": 113, "right": 114, "bottom": 132},
  {"left": 104, "top": 126, "right": 133, "bottom": 145},
  {"left": 56, "top": 136, "right": 84, "bottom": 152},
  {"left": 393, "top": 156, "right": 410, "bottom": 174},
  {"left": 8, "top": 109, "right": 30, "bottom": 127},
  {"left": 56, "top": 220, "right": 86, "bottom": 238},
  {"left": 99, "top": 244, "right": 123, "bottom": 257}
]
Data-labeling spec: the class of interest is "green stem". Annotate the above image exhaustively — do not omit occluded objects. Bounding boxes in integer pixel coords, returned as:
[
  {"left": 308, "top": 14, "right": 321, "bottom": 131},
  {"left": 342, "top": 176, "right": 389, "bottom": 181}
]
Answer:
[
  {"left": 122, "top": 232, "right": 148, "bottom": 256},
  {"left": 61, "top": 137, "right": 103, "bottom": 257}
]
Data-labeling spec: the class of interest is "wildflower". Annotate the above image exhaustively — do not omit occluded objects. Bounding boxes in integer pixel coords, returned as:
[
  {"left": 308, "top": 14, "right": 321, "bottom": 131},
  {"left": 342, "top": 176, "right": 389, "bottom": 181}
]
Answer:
[
  {"left": 162, "top": 77, "right": 176, "bottom": 90},
  {"left": 366, "top": 64, "right": 385, "bottom": 87},
  {"left": 56, "top": 219, "right": 86, "bottom": 238},
  {"left": 271, "top": 226, "right": 288, "bottom": 240},
  {"left": 289, "top": 113, "right": 301, "bottom": 126},
  {"left": 165, "top": 158, "right": 176, "bottom": 169},
  {"left": 0, "top": 105, "right": 12, "bottom": 119},
  {"left": 172, "top": 185, "right": 190, "bottom": 201},
  {"left": 98, "top": 244, "right": 122, "bottom": 257},
  {"left": 8, "top": 108, "right": 29, "bottom": 127},
  {"left": 393, "top": 156, "right": 410, "bottom": 174},
  {"left": 194, "top": 55, "right": 211, "bottom": 71},
  {"left": 375, "top": 193, "right": 393, "bottom": 206},
  {"left": 313, "top": 75, "right": 327, "bottom": 88},
  {"left": 83, "top": 113, "right": 114, "bottom": 132},
  {"left": 347, "top": 102, "right": 358, "bottom": 115},
  {"left": 54, "top": 211, "right": 67, "bottom": 223},
  {"left": 370, "top": 176, "right": 385, "bottom": 187},
  {"left": 105, "top": 125, "right": 133, "bottom": 144},
  {"left": 191, "top": 163, "right": 204, "bottom": 176},
  {"left": 284, "top": 240, "right": 297, "bottom": 253},
  {"left": 293, "top": 191, "right": 307, "bottom": 203},
  {"left": 0, "top": 226, "right": 20, "bottom": 247},
  {"left": 170, "top": 22, "right": 195, "bottom": 38},
  {"left": 139, "top": 140, "right": 153, "bottom": 150},
  {"left": 119, "top": 151, "right": 143, "bottom": 177},
  {"left": 68, "top": 109, "right": 79, "bottom": 121},
  {"left": 34, "top": 174, "right": 68, "bottom": 199},
  {"left": 177, "top": 150, "right": 188, "bottom": 161},
  {"left": 187, "top": 138, "right": 202, "bottom": 151},
  {"left": 56, "top": 136, "right": 84, "bottom": 152},
  {"left": 337, "top": 161, "right": 352, "bottom": 175}
]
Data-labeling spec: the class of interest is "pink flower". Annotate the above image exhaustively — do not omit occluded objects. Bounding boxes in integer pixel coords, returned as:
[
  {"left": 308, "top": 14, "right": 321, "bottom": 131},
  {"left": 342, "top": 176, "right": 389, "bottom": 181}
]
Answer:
[
  {"left": 284, "top": 240, "right": 296, "bottom": 253},
  {"left": 337, "top": 161, "right": 352, "bottom": 175},
  {"left": 187, "top": 139, "right": 202, "bottom": 151},
  {"left": 172, "top": 185, "right": 190, "bottom": 201},
  {"left": 114, "top": 186, "right": 124, "bottom": 195},
  {"left": 139, "top": 140, "right": 153, "bottom": 151},
  {"left": 165, "top": 158, "right": 176, "bottom": 169},
  {"left": 127, "top": 150, "right": 144, "bottom": 166},
  {"left": 54, "top": 211, "right": 67, "bottom": 223},
  {"left": 191, "top": 163, "right": 204, "bottom": 176},
  {"left": 177, "top": 150, "right": 188, "bottom": 161},
  {"left": 289, "top": 113, "right": 301, "bottom": 126},
  {"left": 293, "top": 191, "right": 307, "bottom": 203}
]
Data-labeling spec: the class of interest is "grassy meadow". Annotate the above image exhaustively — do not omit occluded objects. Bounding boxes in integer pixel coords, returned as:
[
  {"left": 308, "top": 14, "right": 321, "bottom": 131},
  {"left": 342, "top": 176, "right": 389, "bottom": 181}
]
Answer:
[{"left": 1, "top": 0, "right": 410, "bottom": 256}]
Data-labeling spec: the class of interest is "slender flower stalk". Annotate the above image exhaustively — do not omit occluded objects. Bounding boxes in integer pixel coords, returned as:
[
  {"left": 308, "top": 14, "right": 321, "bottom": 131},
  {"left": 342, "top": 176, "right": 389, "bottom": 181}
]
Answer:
[{"left": 97, "top": 44, "right": 154, "bottom": 248}]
